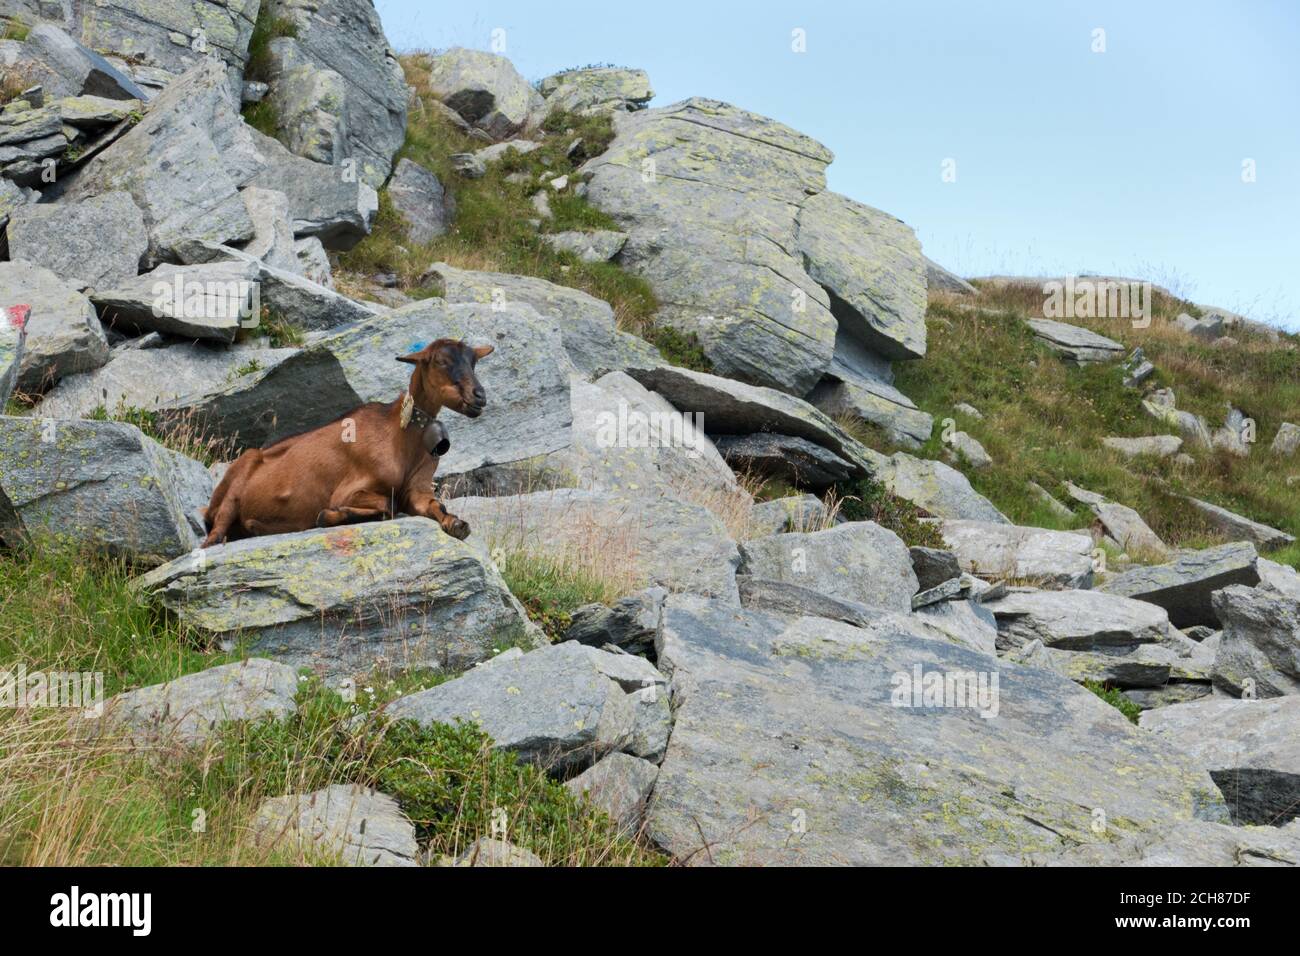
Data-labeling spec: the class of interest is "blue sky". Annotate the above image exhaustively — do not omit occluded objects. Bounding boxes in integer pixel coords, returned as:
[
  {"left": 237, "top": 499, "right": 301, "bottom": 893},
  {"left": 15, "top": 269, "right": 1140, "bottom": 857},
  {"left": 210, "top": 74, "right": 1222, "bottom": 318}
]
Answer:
[{"left": 375, "top": 0, "right": 1299, "bottom": 330}]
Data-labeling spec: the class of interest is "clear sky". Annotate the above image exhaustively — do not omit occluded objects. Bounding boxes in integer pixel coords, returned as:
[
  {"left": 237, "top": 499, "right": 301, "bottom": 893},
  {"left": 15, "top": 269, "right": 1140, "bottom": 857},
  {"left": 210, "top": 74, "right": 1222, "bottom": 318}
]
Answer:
[{"left": 375, "top": 0, "right": 1299, "bottom": 330}]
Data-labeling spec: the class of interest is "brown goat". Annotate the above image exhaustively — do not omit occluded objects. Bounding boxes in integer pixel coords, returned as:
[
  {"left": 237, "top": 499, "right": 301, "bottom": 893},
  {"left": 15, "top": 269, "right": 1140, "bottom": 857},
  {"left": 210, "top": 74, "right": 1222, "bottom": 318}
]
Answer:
[{"left": 200, "top": 339, "right": 492, "bottom": 547}]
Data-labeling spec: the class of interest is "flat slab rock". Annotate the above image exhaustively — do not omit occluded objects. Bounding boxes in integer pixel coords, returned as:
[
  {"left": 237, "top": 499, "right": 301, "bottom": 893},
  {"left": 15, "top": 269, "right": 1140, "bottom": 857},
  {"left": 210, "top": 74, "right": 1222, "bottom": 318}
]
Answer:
[
  {"left": 1182, "top": 496, "right": 1295, "bottom": 551},
  {"left": 983, "top": 588, "right": 1172, "bottom": 652},
  {"left": 384, "top": 641, "right": 668, "bottom": 773},
  {"left": 1101, "top": 542, "right": 1260, "bottom": 628},
  {"left": 565, "top": 752, "right": 660, "bottom": 835},
  {"left": 941, "top": 520, "right": 1094, "bottom": 588},
  {"left": 134, "top": 517, "right": 538, "bottom": 676},
  {"left": 252, "top": 785, "right": 418, "bottom": 867},
  {"left": 97, "top": 659, "right": 299, "bottom": 747},
  {"left": 648, "top": 595, "right": 1226, "bottom": 865},
  {"left": 1141, "top": 695, "right": 1300, "bottom": 826},
  {"left": 1026, "top": 318, "right": 1125, "bottom": 364},
  {"left": 878, "top": 453, "right": 1008, "bottom": 523}
]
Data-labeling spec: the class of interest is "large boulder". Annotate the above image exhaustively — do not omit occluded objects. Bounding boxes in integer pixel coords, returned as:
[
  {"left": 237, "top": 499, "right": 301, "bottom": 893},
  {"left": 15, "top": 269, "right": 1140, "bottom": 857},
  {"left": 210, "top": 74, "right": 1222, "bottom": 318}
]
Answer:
[
  {"left": 1025, "top": 318, "right": 1125, "bottom": 365},
  {"left": 252, "top": 785, "right": 418, "bottom": 867},
  {"left": 260, "top": 0, "right": 409, "bottom": 187},
  {"left": 386, "top": 158, "right": 453, "bottom": 244},
  {"left": 445, "top": 488, "right": 741, "bottom": 604},
  {"left": 565, "top": 752, "right": 659, "bottom": 836},
  {"left": 923, "top": 255, "right": 976, "bottom": 295},
  {"left": 1064, "top": 482, "right": 1167, "bottom": 557},
  {"left": 1026, "top": 818, "right": 1300, "bottom": 866},
  {"left": 807, "top": 365, "right": 934, "bottom": 449},
  {"left": 426, "top": 262, "right": 661, "bottom": 378},
  {"left": 878, "top": 453, "right": 1009, "bottom": 523},
  {"left": 5, "top": 190, "right": 146, "bottom": 291},
  {"left": 1100, "top": 542, "right": 1260, "bottom": 628},
  {"left": 941, "top": 520, "right": 1094, "bottom": 587},
  {"left": 1141, "top": 695, "right": 1300, "bottom": 825},
  {"left": 738, "top": 522, "right": 918, "bottom": 612},
  {"left": 0, "top": 417, "right": 211, "bottom": 563},
  {"left": 1182, "top": 496, "right": 1295, "bottom": 551},
  {"left": 421, "top": 48, "right": 542, "bottom": 140},
  {"left": 982, "top": 588, "right": 1171, "bottom": 657},
  {"left": 385, "top": 641, "right": 667, "bottom": 773},
  {"left": 91, "top": 260, "right": 260, "bottom": 342},
  {"left": 648, "top": 595, "right": 1226, "bottom": 865},
  {"left": 714, "top": 432, "right": 853, "bottom": 488},
  {"left": 0, "top": 261, "right": 108, "bottom": 392},
  {"left": 134, "top": 517, "right": 540, "bottom": 675},
  {"left": 1211, "top": 585, "right": 1300, "bottom": 698},
  {"left": 97, "top": 658, "right": 299, "bottom": 747},
  {"left": 13, "top": 23, "right": 147, "bottom": 101},
  {"left": 538, "top": 67, "right": 654, "bottom": 114}
]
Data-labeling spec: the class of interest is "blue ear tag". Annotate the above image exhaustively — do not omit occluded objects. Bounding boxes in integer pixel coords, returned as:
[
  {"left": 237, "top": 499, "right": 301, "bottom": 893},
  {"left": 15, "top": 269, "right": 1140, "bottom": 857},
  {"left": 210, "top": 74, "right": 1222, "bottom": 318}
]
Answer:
[{"left": 407, "top": 341, "right": 427, "bottom": 354}]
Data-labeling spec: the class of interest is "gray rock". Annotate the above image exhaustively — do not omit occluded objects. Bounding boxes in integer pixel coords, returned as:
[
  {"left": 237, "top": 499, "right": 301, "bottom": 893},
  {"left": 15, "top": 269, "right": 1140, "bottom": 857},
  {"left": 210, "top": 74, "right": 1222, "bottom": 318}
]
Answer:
[
  {"left": 714, "top": 432, "right": 853, "bottom": 488},
  {"left": 941, "top": 520, "right": 1094, "bottom": 587},
  {"left": 234, "top": 186, "right": 302, "bottom": 274},
  {"left": 258, "top": 0, "right": 407, "bottom": 188},
  {"left": 953, "top": 402, "right": 983, "bottom": 420},
  {"left": 91, "top": 260, "right": 260, "bottom": 342},
  {"left": 1027, "top": 480, "right": 1075, "bottom": 521},
  {"left": 1143, "top": 398, "right": 1213, "bottom": 449},
  {"left": 252, "top": 785, "right": 418, "bottom": 867},
  {"left": 422, "top": 48, "right": 542, "bottom": 140},
  {"left": 913, "top": 598, "right": 1000, "bottom": 655},
  {"left": 385, "top": 641, "right": 661, "bottom": 773},
  {"left": 426, "top": 262, "right": 660, "bottom": 378},
  {"left": 538, "top": 67, "right": 654, "bottom": 114},
  {"left": 98, "top": 658, "right": 298, "bottom": 746},
  {"left": 749, "top": 495, "right": 829, "bottom": 536},
  {"left": 739, "top": 521, "right": 918, "bottom": 612},
  {"left": 0, "top": 305, "right": 25, "bottom": 406},
  {"left": 580, "top": 98, "right": 838, "bottom": 394},
  {"left": 1182, "top": 496, "right": 1295, "bottom": 551},
  {"left": 1141, "top": 695, "right": 1300, "bottom": 825},
  {"left": 565, "top": 752, "right": 659, "bottom": 835},
  {"left": 1173, "top": 312, "right": 1225, "bottom": 342},
  {"left": 878, "top": 452, "right": 1009, "bottom": 523},
  {"left": 807, "top": 369, "right": 934, "bottom": 449},
  {"left": 14, "top": 23, "right": 146, "bottom": 101},
  {"left": 983, "top": 588, "right": 1172, "bottom": 651},
  {"left": 647, "top": 595, "right": 1226, "bottom": 865},
  {"left": 1272, "top": 423, "right": 1300, "bottom": 456},
  {"left": 1258, "top": 558, "right": 1300, "bottom": 601},
  {"left": 563, "top": 587, "right": 665, "bottom": 657},
  {"left": 387, "top": 157, "right": 453, "bottom": 245},
  {"left": 1211, "top": 585, "right": 1300, "bottom": 698},
  {"left": 1064, "top": 481, "right": 1167, "bottom": 557},
  {"left": 448, "top": 151, "right": 485, "bottom": 179},
  {"left": 472, "top": 137, "right": 540, "bottom": 164},
  {"left": 1025, "top": 817, "right": 1300, "bottom": 866},
  {"left": 624, "top": 364, "right": 882, "bottom": 478},
  {"left": 1123, "top": 684, "right": 1213, "bottom": 711},
  {"left": 796, "top": 190, "right": 927, "bottom": 361},
  {"left": 1121, "top": 347, "right": 1155, "bottom": 388},
  {"left": 445, "top": 837, "right": 543, "bottom": 867},
  {"left": 943, "top": 430, "right": 992, "bottom": 469},
  {"left": 923, "top": 255, "right": 976, "bottom": 295},
  {"left": 0, "top": 417, "right": 211, "bottom": 563},
  {"left": 735, "top": 575, "right": 882, "bottom": 629},
  {"left": 6, "top": 191, "right": 146, "bottom": 291},
  {"left": 294, "top": 236, "right": 333, "bottom": 288},
  {"left": 1026, "top": 318, "right": 1125, "bottom": 364},
  {"left": 909, "top": 546, "right": 962, "bottom": 591},
  {"left": 134, "top": 517, "right": 539, "bottom": 675},
  {"left": 60, "top": 58, "right": 256, "bottom": 263},
  {"left": 911, "top": 577, "right": 964, "bottom": 609},
  {"left": 1101, "top": 542, "right": 1260, "bottom": 628},
  {"left": 0, "top": 260, "right": 108, "bottom": 392},
  {"left": 446, "top": 488, "right": 741, "bottom": 604},
  {"left": 1102, "top": 435, "right": 1183, "bottom": 459},
  {"left": 540, "top": 229, "right": 627, "bottom": 263}
]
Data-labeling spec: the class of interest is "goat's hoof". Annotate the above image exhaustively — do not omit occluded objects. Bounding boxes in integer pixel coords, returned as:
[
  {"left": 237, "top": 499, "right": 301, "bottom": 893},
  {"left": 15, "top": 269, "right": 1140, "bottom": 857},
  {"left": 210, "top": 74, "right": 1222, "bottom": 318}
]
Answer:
[
  {"left": 315, "top": 510, "right": 331, "bottom": 527},
  {"left": 442, "top": 516, "right": 470, "bottom": 540}
]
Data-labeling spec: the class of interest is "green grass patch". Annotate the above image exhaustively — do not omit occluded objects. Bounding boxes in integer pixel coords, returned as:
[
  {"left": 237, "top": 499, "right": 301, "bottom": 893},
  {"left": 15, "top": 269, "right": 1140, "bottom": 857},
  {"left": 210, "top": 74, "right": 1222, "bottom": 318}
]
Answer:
[
  {"left": 833, "top": 476, "right": 945, "bottom": 548},
  {"left": 1084, "top": 681, "right": 1142, "bottom": 724},
  {"left": 498, "top": 551, "right": 619, "bottom": 642}
]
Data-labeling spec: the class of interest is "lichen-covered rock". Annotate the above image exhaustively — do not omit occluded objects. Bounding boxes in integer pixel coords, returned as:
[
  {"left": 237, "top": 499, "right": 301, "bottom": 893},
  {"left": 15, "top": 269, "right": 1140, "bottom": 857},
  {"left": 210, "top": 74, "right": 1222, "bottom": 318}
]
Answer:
[
  {"left": 714, "top": 433, "right": 854, "bottom": 488},
  {"left": 648, "top": 595, "right": 1227, "bottom": 865},
  {"left": 1141, "top": 695, "right": 1300, "bottom": 825},
  {"left": 878, "top": 453, "right": 1009, "bottom": 523},
  {"left": 982, "top": 589, "right": 1172, "bottom": 651},
  {"left": 15, "top": 23, "right": 147, "bottom": 101},
  {"left": 943, "top": 431, "right": 993, "bottom": 469},
  {"left": 385, "top": 641, "right": 663, "bottom": 773},
  {"left": 98, "top": 658, "right": 299, "bottom": 746},
  {"left": 1272, "top": 422, "right": 1300, "bottom": 456},
  {"left": 134, "top": 517, "right": 539, "bottom": 675},
  {"left": 252, "top": 785, "right": 418, "bottom": 867},
  {"left": 6, "top": 191, "right": 146, "bottom": 291},
  {"left": 1211, "top": 584, "right": 1300, "bottom": 698},
  {"left": 1063, "top": 482, "right": 1167, "bottom": 557},
  {"left": 540, "top": 229, "right": 627, "bottom": 263},
  {"left": 924, "top": 255, "right": 976, "bottom": 295},
  {"left": 1102, "top": 435, "right": 1182, "bottom": 459},
  {"left": 1, "top": 305, "right": 28, "bottom": 406},
  {"left": 0, "top": 417, "right": 211, "bottom": 563},
  {"left": 941, "top": 520, "right": 1093, "bottom": 587},
  {"left": 749, "top": 494, "right": 829, "bottom": 536},
  {"left": 422, "top": 48, "right": 542, "bottom": 140},
  {"left": 91, "top": 260, "right": 260, "bottom": 342},
  {"left": 1101, "top": 542, "right": 1259, "bottom": 628},
  {"left": 566, "top": 752, "right": 659, "bottom": 835},
  {"left": 1181, "top": 496, "right": 1295, "bottom": 551},
  {"left": 0, "top": 260, "right": 108, "bottom": 392},
  {"left": 1026, "top": 318, "right": 1125, "bottom": 364},
  {"left": 739, "top": 522, "right": 918, "bottom": 612},
  {"left": 538, "top": 67, "right": 654, "bottom": 114},
  {"left": 444, "top": 838, "right": 543, "bottom": 867},
  {"left": 563, "top": 587, "right": 665, "bottom": 657},
  {"left": 909, "top": 546, "right": 962, "bottom": 591},
  {"left": 446, "top": 488, "right": 741, "bottom": 604},
  {"left": 1023, "top": 818, "right": 1300, "bottom": 866},
  {"left": 386, "top": 158, "right": 453, "bottom": 244},
  {"left": 807, "top": 369, "right": 933, "bottom": 449}
]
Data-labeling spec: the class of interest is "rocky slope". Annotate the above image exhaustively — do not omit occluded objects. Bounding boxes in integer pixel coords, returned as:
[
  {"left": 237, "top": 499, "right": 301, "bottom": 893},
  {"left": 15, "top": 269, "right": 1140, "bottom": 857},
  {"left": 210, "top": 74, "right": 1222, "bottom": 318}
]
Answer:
[{"left": 2, "top": 1, "right": 1299, "bottom": 867}]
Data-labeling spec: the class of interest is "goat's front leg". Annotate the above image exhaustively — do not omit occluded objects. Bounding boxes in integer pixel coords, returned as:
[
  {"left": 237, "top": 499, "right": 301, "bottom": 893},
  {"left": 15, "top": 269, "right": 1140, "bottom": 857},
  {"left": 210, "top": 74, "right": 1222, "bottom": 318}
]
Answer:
[
  {"left": 404, "top": 461, "right": 470, "bottom": 540},
  {"left": 316, "top": 489, "right": 394, "bottom": 528}
]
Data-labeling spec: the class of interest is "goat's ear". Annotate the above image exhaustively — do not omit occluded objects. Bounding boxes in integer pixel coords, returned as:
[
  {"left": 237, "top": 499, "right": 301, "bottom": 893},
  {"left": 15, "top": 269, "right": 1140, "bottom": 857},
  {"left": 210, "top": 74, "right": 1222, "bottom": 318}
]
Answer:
[
  {"left": 395, "top": 353, "right": 422, "bottom": 365},
  {"left": 472, "top": 344, "right": 495, "bottom": 359}
]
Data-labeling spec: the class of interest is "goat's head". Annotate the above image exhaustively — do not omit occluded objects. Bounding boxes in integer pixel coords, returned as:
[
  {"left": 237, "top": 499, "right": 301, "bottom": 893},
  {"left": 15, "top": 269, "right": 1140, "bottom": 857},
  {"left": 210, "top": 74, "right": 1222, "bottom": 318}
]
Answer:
[{"left": 396, "top": 338, "right": 494, "bottom": 418}]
